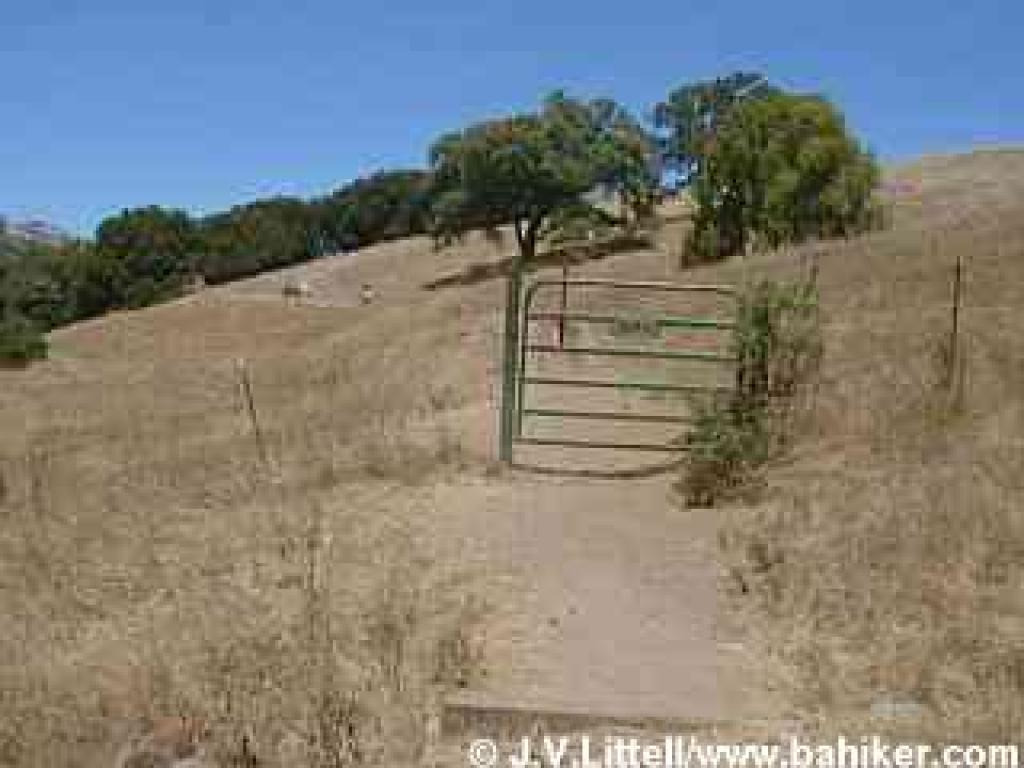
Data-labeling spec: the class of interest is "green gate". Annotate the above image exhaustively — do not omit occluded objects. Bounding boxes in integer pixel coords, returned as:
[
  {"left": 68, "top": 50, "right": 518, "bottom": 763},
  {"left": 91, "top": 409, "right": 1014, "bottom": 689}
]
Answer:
[{"left": 499, "top": 277, "right": 737, "bottom": 461}]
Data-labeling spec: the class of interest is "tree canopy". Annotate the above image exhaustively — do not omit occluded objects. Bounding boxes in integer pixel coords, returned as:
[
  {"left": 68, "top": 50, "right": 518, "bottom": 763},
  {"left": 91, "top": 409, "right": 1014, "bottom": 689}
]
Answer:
[
  {"left": 197, "top": 198, "right": 319, "bottom": 284},
  {"left": 317, "top": 170, "right": 433, "bottom": 251},
  {"left": 95, "top": 206, "right": 199, "bottom": 307},
  {"left": 655, "top": 71, "right": 777, "bottom": 186},
  {"left": 428, "top": 93, "right": 655, "bottom": 262},
  {"left": 686, "top": 91, "right": 881, "bottom": 261}
]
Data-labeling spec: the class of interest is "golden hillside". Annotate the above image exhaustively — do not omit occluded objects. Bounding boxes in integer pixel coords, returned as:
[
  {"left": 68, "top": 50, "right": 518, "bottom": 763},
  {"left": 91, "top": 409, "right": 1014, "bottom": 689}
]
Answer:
[{"left": 0, "top": 149, "right": 1021, "bottom": 764}]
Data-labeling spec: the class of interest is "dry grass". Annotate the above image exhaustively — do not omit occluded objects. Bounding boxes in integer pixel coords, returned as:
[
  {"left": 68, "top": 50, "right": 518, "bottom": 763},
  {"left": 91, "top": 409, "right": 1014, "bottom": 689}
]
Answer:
[
  {"left": 715, "top": 149, "right": 1024, "bottom": 741},
  {"left": 0, "top": 291, "right": 494, "bottom": 765}
]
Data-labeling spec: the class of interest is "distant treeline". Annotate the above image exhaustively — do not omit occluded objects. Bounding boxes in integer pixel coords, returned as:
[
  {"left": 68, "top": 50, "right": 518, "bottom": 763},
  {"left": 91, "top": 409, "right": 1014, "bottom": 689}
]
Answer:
[{"left": 0, "top": 169, "right": 434, "bottom": 334}]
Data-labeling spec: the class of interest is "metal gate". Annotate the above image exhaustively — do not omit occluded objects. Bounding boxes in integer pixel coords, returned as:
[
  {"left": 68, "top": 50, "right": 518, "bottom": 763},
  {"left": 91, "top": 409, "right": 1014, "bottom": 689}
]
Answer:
[{"left": 500, "top": 277, "right": 737, "bottom": 460}]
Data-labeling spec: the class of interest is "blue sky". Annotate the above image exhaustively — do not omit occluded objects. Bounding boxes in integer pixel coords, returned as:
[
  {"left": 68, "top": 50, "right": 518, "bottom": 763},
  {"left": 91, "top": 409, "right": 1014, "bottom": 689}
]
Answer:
[{"left": 2, "top": 0, "right": 1022, "bottom": 235}]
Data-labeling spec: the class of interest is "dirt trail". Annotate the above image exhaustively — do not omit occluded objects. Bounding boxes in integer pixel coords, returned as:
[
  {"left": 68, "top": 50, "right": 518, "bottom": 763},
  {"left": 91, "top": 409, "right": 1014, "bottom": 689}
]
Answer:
[{"left": 420, "top": 466, "right": 773, "bottom": 726}]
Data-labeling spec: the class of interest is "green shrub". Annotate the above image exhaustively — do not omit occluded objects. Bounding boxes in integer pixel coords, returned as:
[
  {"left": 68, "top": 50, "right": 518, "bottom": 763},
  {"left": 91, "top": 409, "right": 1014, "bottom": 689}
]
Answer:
[
  {"left": 684, "top": 400, "right": 773, "bottom": 507},
  {"left": 683, "top": 277, "right": 822, "bottom": 505},
  {"left": 734, "top": 278, "right": 824, "bottom": 409},
  {"left": 685, "top": 93, "right": 882, "bottom": 263},
  {"left": 0, "top": 313, "right": 48, "bottom": 368}
]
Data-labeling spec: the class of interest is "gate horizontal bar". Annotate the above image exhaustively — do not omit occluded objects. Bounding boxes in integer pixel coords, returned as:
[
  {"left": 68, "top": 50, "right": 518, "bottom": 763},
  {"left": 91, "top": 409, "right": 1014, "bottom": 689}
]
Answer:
[
  {"left": 527, "top": 344, "right": 737, "bottom": 363},
  {"left": 513, "top": 436, "right": 686, "bottom": 452},
  {"left": 526, "top": 278, "right": 737, "bottom": 296},
  {"left": 526, "top": 311, "right": 735, "bottom": 330},
  {"left": 522, "top": 408, "right": 693, "bottom": 423},
  {"left": 524, "top": 376, "right": 731, "bottom": 393}
]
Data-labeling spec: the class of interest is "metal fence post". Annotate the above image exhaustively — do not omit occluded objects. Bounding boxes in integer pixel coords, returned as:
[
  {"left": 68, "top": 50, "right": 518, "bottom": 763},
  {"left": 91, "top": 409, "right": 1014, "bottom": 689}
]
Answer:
[
  {"left": 558, "top": 259, "right": 569, "bottom": 349},
  {"left": 499, "top": 258, "right": 524, "bottom": 462}
]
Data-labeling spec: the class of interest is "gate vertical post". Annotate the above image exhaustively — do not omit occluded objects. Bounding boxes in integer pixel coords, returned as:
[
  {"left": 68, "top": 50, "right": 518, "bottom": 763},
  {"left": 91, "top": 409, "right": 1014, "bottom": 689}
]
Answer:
[
  {"left": 499, "top": 257, "right": 524, "bottom": 462},
  {"left": 558, "top": 259, "right": 569, "bottom": 349}
]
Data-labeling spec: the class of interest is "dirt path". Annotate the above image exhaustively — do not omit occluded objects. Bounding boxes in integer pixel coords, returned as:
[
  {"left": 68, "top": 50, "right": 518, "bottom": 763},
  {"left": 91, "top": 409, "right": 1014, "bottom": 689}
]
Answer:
[{"left": 421, "top": 469, "right": 771, "bottom": 726}]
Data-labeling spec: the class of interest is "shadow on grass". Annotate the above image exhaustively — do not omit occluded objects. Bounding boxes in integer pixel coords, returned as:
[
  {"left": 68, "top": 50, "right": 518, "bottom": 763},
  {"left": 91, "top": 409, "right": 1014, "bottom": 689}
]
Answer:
[
  {"left": 509, "top": 456, "right": 684, "bottom": 480},
  {"left": 422, "top": 234, "right": 654, "bottom": 292}
]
